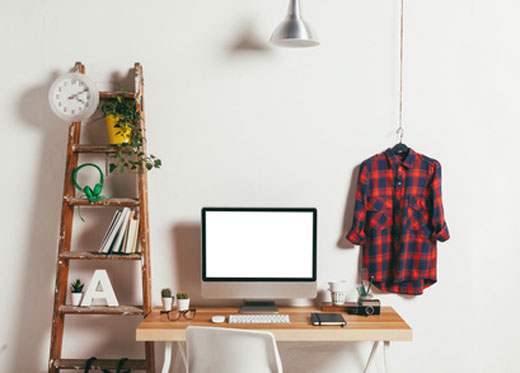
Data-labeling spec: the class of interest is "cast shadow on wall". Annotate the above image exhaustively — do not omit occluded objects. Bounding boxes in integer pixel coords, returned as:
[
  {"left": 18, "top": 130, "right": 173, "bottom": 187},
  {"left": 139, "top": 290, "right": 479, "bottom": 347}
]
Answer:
[
  {"left": 12, "top": 70, "right": 66, "bottom": 372},
  {"left": 337, "top": 164, "right": 360, "bottom": 250},
  {"left": 228, "top": 21, "right": 271, "bottom": 54},
  {"left": 171, "top": 223, "right": 243, "bottom": 307},
  {"left": 172, "top": 223, "right": 203, "bottom": 304},
  {"left": 12, "top": 67, "right": 142, "bottom": 372}
]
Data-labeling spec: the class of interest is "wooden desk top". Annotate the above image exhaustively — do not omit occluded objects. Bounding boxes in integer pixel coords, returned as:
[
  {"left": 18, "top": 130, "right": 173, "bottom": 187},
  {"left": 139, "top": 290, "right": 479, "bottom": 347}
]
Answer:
[{"left": 136, "top": 306, "right": 412, "bottom": 342}]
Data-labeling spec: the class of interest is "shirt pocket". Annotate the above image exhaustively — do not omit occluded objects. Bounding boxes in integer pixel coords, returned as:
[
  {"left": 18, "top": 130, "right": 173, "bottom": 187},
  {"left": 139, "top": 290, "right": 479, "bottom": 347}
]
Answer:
[
  {"left": 366, "top": 197, "right": 392, "bottom": 234},
  {"left": 405, "top": 195, "right": 431, "bottom": 234}
]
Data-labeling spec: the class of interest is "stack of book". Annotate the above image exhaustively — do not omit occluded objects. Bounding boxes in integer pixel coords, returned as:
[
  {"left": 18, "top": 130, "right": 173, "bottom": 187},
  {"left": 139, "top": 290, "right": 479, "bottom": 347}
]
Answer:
[{"left": 99, "top": 207, "right": 140, "bottom": 254}]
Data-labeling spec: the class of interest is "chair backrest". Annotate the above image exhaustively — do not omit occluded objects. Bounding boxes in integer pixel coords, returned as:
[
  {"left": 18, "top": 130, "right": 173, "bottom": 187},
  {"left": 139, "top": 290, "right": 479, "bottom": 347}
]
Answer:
[{"left": 185, "top": 326, "right": 283, "bottom": 373}]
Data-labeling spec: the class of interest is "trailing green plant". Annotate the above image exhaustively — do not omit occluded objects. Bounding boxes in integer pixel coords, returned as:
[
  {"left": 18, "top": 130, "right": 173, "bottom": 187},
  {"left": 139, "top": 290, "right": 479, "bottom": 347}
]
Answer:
[
  {"left": 70, "top": 279, "right": 84, "bottom": 293},
  {"left": 161, "top": 288, "right": 172, "bottom": 298},
  {"left": 176, "top": 292, "right": 189, "bottom": 299},
  {"left": 101, "top": 94, "right": 162, "bottom": 173}
]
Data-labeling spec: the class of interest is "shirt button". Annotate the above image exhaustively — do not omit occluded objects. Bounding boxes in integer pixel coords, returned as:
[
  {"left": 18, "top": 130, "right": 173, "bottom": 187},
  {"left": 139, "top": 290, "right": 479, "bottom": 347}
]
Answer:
[{"left": 397, "top": 181, "right": 402, "bottom": 186}]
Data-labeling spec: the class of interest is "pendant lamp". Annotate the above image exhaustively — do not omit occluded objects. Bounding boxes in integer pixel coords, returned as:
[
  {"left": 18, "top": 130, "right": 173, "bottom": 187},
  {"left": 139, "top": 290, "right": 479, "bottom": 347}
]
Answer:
[{"left": 270, "top": 0, "right": 319, "bottom": 47}]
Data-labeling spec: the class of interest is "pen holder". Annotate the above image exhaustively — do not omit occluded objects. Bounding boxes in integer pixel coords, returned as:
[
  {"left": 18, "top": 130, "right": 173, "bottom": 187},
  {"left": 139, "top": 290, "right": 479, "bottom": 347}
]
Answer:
[
  {"left": 328, "top": 281, "right": 349, "bottom": 305},
  {"left": 332, "top": 291, "right": 347, "bottom": 305}
]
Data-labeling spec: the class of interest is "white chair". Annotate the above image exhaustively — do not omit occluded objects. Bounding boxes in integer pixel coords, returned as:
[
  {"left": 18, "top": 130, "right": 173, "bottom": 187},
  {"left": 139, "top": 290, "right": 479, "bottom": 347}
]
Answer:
[{"left": 185, "top": 326, "right": 283, "bottom": 373}]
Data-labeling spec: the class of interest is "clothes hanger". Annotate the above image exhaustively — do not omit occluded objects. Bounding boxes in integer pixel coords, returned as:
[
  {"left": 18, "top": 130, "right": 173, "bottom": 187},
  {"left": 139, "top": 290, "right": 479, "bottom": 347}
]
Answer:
[
  {"left": 391, "top": 127, "right": 409, "bottom": 155},
  {"left": 392, "top": 141, "right": 408, "bottom": 155}
]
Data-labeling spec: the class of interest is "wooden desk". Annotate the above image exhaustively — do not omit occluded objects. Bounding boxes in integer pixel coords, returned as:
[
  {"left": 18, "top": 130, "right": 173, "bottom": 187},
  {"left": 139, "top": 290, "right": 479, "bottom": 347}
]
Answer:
[{"left": 136, "top": 306, "right": 412, "bottom": 372}]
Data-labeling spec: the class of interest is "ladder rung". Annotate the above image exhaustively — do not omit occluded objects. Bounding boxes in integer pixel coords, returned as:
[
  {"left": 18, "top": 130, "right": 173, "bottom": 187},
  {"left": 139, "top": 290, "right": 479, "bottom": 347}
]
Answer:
[
  {"left": 60, "top": 251, "right": 142, "bottom": 261},
  {"left": 53, "top": 358, "right": 147, "bottom": 370},
  {"left": 66, "top": 197, "right": 140, "bottom": 206},
  {"left": 72, "top": 144, "right": 118, "bottom": 153},
  {"left": 100, "top": 91, "right": 136, "bottom": 99},
  {"left": 59, "top": 305, "right": 144, "bottom": 315}
]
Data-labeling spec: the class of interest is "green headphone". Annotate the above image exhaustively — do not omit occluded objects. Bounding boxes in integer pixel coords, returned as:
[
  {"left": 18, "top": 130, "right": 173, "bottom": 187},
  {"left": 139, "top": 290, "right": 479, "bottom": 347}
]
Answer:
[{"left": 73, "top": 163, "right": 105, "bottom": 202}]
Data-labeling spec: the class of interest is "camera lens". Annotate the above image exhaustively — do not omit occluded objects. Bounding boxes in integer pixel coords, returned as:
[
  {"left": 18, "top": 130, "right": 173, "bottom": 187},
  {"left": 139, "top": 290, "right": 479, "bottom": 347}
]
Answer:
[{"left": 366, "top": 306, "right": 374, "bottom": 315}]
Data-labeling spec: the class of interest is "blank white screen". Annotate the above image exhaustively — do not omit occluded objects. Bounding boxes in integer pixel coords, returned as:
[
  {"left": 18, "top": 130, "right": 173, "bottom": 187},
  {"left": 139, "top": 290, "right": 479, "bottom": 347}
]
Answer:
[{"left": 204, "top": 210, "right": 315, "bottom": 279}]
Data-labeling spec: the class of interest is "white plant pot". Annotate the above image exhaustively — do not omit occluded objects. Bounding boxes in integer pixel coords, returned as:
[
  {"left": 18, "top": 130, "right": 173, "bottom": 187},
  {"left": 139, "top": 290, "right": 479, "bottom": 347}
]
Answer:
[
  {"left": 178, "top": 298, "right": 190, "bottom": 311},
  {"left": 71, "top": 292, "right": 83, "bottom": 306},
  {"left": 162, "top": 297, "right": 173, "bottom": 311}
]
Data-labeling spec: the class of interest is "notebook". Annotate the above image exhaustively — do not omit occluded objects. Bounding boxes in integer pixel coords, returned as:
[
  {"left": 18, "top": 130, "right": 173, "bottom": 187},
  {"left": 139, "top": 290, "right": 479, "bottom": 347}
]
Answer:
[{"left": 311, "top": 313, "right": 346, "bottom": 327}]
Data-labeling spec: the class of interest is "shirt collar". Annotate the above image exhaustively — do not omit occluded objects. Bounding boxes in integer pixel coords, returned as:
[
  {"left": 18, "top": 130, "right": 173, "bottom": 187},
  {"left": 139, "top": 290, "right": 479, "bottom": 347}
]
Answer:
[{"left": 385, "top": 147, "right": 417, "bottom": 169}]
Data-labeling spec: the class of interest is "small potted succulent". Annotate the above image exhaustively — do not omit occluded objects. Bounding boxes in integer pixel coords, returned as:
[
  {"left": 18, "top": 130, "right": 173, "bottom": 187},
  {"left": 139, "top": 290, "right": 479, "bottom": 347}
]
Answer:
[
  {"left": 161, "top": 288, "right": 174, "bottom": 311},
  {"left": 70, "top": 279, "right": 84, "bottom": 306},
  {"left": 176, "top": 292, "right": 190, "bottom": 311}
]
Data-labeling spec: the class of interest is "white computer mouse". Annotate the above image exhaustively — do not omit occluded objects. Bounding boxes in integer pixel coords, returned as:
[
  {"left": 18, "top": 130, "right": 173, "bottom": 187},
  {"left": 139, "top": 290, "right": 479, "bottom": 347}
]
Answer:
[{"left": 212, "top": 315, "right": 226, "bottom": 324}]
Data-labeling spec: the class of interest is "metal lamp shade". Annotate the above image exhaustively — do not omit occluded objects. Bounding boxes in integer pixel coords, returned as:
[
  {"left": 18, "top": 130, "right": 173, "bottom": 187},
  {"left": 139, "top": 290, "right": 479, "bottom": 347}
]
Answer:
[{"left": 270, "top": 0, "right": 319, "bottom": 48}]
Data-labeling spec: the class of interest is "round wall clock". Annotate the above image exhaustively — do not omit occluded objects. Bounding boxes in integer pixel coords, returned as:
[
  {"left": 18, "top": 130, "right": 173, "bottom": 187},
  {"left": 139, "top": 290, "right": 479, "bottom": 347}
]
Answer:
[{"left": 48, "top": 73, "right": 99, "bottom": 122}]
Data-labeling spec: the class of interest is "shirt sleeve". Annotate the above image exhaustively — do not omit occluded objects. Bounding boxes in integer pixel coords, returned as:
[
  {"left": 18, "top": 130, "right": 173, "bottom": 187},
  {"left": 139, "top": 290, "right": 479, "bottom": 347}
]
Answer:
[
  {"left": 431, "top": 162, "right": 450, "bottom": 242},
  {"left": 347, "top": 162, "right": 369, "bottom": 245}
]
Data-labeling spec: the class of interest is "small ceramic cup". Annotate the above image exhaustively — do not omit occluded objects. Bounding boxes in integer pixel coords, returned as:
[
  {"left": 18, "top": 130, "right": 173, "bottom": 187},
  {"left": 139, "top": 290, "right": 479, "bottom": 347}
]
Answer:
[{"left": 328, "top": 281, "right": 349, "bottom": 305}]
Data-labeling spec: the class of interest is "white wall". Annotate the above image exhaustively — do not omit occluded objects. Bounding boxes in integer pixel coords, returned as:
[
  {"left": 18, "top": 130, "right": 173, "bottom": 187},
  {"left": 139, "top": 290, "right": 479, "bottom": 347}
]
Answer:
[{"left": 1, "top": 0, "right": 519, "bottom": 372}]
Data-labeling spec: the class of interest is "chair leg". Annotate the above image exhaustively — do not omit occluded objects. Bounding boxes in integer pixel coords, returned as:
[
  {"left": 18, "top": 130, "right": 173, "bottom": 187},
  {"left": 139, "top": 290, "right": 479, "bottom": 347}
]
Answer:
[
  {"left": 171, "top": 341, "right": 188, "bottom": 373},
  {"left": 363, "top": 341, "right": 379, "bottom": 373},
  {"left": 177, "top": 342, "right": 188, "bottom": 369},
  {"left": 162, "top": 342, "right": 173, "bottom": 373}
]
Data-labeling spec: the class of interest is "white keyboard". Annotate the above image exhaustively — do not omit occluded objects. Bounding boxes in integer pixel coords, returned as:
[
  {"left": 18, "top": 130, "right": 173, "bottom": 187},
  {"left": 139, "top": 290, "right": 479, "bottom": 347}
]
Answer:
[{"left": 228, "top": 314, "right": 291, "bottom": 324}]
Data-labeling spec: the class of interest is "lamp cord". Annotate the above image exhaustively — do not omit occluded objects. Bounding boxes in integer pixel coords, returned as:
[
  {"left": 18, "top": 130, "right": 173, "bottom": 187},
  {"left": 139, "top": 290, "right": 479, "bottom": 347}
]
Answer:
[{"left": 396, "top": 0, "right": 405, "bottom": 143}]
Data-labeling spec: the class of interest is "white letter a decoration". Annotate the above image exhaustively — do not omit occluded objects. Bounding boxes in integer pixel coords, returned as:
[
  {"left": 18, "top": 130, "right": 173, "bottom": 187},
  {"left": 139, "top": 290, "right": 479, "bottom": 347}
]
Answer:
[{"left": 80, "top": 269, "right": 119, "bottom": 307}]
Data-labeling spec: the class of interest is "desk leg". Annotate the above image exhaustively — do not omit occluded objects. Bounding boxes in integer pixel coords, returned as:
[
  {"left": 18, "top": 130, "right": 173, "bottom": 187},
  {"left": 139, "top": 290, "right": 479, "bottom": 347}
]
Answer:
[
  {"left": 363, "top": 341, "right": 379, "bottom": 373},
  {"left": 383, "top": 341, "right": 390, "bottom": 373},
  {"left": 162, "top": 342, "right": 173, "bottom": 373}
]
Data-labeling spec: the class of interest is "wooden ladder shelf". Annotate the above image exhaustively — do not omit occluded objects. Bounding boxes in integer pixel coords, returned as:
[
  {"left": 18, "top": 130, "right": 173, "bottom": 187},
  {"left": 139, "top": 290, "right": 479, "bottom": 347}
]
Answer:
[{"left": 48, "top": 62, "right": 154, "bottom": 372}]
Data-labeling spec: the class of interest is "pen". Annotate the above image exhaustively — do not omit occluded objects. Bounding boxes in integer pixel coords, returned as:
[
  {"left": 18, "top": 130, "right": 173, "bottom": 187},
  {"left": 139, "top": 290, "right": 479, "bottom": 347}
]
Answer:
[{"left": 366, "top": 276, "right": 373, "bottom": 295}]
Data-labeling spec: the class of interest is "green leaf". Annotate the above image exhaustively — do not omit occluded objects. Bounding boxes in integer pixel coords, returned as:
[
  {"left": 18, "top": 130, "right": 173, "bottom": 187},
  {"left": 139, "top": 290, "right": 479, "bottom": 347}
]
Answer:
[{"left": 109, "top": 163, "right": 117, "bottom": 173}]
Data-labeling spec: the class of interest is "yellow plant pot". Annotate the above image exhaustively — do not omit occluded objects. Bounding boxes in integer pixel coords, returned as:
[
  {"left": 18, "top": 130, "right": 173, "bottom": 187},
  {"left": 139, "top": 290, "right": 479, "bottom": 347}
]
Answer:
[{"left": 106, "top": 114, "right": 132, "bottom": 145}]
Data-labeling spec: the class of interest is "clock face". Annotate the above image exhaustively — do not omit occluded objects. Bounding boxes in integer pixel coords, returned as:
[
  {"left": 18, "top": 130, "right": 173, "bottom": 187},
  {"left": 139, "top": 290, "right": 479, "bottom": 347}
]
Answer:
[{"left": 49, "top": 73, "right": 99, "bottom": 122}]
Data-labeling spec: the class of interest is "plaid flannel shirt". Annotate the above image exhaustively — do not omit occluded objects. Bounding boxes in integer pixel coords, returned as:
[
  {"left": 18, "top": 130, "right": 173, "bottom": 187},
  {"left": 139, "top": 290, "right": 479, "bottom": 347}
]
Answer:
[{"left": 347, "top": 148, "right": 450, "bottom": 295}]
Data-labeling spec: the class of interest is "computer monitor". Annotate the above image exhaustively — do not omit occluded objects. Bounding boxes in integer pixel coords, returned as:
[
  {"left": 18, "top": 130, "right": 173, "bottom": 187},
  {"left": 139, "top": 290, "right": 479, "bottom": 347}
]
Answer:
[{"left": 201, "top": 207, "right": 317, "bottom": 312}]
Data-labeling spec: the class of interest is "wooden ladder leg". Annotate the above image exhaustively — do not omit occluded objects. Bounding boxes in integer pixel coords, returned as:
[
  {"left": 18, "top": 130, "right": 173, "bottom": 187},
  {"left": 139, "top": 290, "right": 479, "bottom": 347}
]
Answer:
[
  {"left": 135, "top": 62, "right": 155, "bottom": 373},
  {"left": 49, "top": 120, "right": 81, "bottom": 372},
  {"left": 145, "top": 342, "right": 155, "bottom": 373},
  {"left": 49, "top": 311, "right": 65, "bottom": 373},
  {"left": 49, "top": 257, "right": 70, "bottom": 373}
]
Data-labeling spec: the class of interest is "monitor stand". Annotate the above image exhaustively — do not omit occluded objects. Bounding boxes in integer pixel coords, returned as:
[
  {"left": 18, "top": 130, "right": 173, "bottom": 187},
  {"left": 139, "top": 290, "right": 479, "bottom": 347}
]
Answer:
[{"left": 239, "top": 300, "right": 279, "bottom": 313}]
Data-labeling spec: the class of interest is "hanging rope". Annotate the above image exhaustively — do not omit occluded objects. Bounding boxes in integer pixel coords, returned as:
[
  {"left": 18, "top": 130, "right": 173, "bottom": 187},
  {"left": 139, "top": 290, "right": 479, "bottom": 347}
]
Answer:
[{"left": 396, "top": 0, "right": 405, "bottom": 143}]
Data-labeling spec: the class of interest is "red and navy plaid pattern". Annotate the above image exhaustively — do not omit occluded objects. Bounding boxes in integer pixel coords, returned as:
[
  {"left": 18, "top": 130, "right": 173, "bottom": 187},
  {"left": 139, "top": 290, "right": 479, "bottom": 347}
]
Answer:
[{"left": 347, "top": 148, "right": 450, "bottom": 295}]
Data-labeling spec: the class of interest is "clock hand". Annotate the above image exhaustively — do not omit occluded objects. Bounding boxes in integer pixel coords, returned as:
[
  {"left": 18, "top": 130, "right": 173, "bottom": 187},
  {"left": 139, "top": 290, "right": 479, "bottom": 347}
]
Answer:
[
  {"left": 68, "top": 88, "right": 88, "bottom": 100},
  {"left": 76, "top": 98, "right": 85, "bottom": 104}
]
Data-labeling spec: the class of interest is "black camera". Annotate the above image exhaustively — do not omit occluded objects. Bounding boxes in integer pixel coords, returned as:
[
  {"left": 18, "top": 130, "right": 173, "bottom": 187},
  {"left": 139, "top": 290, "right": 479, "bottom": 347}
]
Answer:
[{"left": 346, "top": 299, "right": 381, "bottom": 316}]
